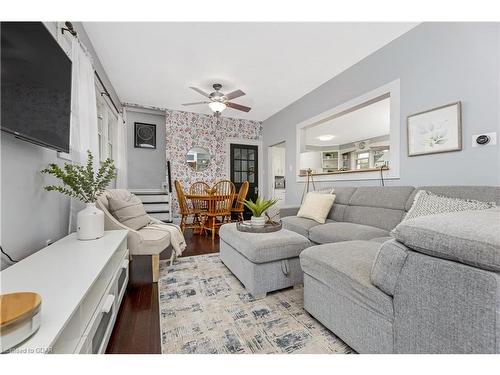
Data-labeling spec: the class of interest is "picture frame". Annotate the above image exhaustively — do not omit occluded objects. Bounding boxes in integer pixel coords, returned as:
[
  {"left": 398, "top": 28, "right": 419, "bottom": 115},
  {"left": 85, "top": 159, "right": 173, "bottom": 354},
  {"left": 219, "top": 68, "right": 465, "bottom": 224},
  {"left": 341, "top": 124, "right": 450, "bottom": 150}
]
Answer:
[
  {"left": 407, "top": 101, "right": 462, "bottom": 157},
  {"left": 134, "top": 122, "right": 156, "bottom": 149}
]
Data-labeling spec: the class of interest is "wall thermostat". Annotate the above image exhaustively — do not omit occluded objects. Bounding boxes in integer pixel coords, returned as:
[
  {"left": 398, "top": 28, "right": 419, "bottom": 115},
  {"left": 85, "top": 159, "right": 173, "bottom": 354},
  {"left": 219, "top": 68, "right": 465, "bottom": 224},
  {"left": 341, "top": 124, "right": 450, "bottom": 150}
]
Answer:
[
  {"left": 472, "top": 132, "right": 497, "bottom": 147},
  {"left": 476, "top": 135, "right": 491, "bottom": 145}
]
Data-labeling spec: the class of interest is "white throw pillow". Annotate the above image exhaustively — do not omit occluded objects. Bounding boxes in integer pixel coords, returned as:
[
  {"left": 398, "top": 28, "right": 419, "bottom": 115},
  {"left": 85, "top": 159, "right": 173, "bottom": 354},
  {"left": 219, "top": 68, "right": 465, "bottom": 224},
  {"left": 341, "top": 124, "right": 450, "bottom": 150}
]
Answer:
[
  {"left": 297, "top": 192, "right": 336, "bottom": 224},
  {"left": 107, "top": 193, "right": 151, "bottom": 230}
]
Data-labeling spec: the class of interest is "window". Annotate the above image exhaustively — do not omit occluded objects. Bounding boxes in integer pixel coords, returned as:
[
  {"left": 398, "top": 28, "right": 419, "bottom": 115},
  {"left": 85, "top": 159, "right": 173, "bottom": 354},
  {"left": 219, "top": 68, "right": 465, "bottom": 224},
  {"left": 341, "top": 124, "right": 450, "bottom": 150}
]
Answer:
[
  {"left": 96, "top": 87, "right": 117, "bottom": 162},
  {"left": 356, "top": 152, "right": 370, "bottom": 170},
  {"left": 96, "top": 90, "right": 104, "bottom": 161},
  {"left": 107, "top": 110, "right": 117, "bottom": 160}
]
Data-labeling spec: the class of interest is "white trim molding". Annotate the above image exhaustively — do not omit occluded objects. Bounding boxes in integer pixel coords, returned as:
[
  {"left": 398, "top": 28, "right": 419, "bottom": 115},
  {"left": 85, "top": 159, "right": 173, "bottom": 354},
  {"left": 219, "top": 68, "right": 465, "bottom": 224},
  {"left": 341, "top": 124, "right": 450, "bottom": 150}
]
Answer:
[
  {"left": 295, "top": 79, "right": 401, "bottom": 183},
  {"left": 225, "top": 137, "right": 264, "bottom": 198}
]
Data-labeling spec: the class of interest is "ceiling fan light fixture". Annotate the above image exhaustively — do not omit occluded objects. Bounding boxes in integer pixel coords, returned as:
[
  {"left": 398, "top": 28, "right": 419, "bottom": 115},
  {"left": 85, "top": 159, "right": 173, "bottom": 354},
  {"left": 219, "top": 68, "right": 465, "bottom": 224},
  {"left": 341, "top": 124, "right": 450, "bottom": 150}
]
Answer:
[
  {"left": 317, "top": 134, "right": 335, "bottom": 141},
  {"left": 208, "top": 101, "right": 227, "bottom": 113}
]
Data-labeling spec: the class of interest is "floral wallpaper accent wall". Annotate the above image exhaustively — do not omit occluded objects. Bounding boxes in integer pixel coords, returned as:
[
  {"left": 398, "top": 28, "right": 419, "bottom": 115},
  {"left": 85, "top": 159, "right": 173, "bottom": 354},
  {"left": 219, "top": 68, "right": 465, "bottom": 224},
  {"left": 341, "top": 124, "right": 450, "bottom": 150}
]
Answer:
[{"left": 165, "top": 109, "right": 262, "bottom": 215}]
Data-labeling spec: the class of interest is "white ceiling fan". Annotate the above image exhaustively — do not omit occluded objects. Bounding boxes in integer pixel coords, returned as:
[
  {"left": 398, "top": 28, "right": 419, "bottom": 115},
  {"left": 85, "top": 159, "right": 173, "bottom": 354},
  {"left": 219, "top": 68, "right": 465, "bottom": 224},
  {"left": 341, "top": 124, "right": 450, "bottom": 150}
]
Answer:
[{"left": 182, "top": 83, "right": 251, "bottom": 116}]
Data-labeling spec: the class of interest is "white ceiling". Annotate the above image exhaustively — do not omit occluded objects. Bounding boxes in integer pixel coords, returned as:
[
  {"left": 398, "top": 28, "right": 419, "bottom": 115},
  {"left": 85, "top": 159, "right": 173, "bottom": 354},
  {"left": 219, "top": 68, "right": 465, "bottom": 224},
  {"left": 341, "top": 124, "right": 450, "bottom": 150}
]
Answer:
[
  {"left": 83, "top": 22, "right": 417, "bottom": 121},
  {"left": 305, "top": 97, "right": 390, "bottom": 146}
]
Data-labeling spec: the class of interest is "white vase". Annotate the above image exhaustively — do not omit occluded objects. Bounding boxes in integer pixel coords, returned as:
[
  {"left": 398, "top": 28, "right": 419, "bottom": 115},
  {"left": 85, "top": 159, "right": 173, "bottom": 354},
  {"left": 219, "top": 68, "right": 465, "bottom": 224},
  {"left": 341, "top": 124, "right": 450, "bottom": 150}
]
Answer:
[
  {"left": 250, "top": 216, "right": 266, "bottom": 227},
  {"left": 77, "top": 203, "right": 104, "bottom": 240}
]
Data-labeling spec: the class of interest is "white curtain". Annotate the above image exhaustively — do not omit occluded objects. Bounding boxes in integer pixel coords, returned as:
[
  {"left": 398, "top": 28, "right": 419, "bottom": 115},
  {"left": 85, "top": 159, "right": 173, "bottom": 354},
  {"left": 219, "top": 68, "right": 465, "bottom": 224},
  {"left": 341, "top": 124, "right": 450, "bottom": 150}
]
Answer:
[
  {"left": 115, "top": 109, "right": 128, "bottom": 189},
  {"left": 68, "top": 37, "right": 100, "bottom": 233}
]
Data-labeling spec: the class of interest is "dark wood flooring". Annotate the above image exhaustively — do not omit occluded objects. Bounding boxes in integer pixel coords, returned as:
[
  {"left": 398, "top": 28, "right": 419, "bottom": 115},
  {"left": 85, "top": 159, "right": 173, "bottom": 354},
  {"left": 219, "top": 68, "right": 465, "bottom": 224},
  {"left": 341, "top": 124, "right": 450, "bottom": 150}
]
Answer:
[{"left": 105, "top": 231, "right": 220, "bottom": 354}]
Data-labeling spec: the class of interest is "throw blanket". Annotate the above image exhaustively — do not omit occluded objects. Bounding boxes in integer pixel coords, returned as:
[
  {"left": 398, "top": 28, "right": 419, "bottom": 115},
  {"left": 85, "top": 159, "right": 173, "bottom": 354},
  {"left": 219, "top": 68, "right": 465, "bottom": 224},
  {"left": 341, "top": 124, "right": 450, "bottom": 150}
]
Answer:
[{"left": 147, "top": 222, "right": 186, "bottom": 257}]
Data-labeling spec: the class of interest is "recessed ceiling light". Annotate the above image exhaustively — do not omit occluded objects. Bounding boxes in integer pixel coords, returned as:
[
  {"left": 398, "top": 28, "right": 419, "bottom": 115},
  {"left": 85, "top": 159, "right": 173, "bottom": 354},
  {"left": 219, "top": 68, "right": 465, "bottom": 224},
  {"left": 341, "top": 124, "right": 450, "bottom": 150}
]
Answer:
[{"left": 317, "top": 135, "right": 335, "bottom": 141}]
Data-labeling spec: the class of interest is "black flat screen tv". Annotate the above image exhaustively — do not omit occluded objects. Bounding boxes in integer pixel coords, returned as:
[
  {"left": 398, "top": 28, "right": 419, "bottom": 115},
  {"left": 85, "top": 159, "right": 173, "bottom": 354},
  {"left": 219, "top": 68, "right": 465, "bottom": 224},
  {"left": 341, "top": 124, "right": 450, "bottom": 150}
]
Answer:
[{"left": 1, "top": 22, "right": 72, "bottom": 153}]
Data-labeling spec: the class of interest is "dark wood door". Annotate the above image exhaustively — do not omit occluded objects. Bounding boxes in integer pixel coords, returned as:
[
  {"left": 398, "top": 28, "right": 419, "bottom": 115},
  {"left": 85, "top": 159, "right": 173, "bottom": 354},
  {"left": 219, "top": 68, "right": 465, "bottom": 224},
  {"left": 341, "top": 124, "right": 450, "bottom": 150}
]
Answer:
[{"left": 230, "top": 143, "right": 258, "bottom": 219}]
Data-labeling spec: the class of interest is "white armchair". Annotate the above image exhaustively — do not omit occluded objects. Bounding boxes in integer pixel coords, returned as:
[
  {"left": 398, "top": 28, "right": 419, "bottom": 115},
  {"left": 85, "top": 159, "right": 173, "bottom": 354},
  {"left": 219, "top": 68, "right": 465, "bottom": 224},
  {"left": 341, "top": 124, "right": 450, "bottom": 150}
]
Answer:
[{"left": 96, "top": 189, "right": 173, "bottom": 282}]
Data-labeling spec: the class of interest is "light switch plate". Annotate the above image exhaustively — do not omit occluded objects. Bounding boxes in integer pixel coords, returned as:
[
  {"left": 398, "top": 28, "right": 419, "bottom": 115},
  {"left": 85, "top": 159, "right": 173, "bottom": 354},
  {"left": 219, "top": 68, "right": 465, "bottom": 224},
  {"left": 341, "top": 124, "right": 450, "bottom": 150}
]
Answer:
[{"left": 472, "top": 132, "right": 497, "bottom": 147}]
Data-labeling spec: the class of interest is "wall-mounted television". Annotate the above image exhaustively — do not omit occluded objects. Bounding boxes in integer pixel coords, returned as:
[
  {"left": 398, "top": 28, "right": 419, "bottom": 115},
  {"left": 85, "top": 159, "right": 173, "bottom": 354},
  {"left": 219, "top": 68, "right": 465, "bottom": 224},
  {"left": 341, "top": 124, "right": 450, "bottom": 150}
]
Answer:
[{"left": 1, "top": 22, "right": 72, "bottom": 153}]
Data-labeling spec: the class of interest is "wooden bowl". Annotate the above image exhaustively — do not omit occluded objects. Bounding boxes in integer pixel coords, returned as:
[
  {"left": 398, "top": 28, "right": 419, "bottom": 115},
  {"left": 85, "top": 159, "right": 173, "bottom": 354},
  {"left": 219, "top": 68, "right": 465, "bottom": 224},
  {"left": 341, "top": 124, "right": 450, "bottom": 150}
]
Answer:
[{"left": 0, "top": 292, "right": 42, "bottom": 352}]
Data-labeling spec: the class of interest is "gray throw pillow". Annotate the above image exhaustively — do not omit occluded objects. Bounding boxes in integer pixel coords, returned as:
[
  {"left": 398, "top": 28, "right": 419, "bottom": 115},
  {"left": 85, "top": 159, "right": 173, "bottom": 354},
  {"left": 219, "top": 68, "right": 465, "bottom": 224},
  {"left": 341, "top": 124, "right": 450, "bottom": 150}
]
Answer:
[
  {"left": 107, "top": 193, "right": 150, "bottom": 230},
  {"left": 405, "top": 190, "right": 496, "bottom": 221},
  {"left": 392, "top": 208, "right": 500, "bottom": 271}
]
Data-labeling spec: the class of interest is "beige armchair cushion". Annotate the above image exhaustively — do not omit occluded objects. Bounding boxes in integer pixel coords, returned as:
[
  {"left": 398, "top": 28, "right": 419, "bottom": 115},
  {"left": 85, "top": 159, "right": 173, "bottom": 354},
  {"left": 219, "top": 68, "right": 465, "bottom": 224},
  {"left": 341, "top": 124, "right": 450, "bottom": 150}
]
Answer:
[
  {"left": 134, "top": 226, "right": 171, "bottom": 256},
  {"left": 107, "top": 193, "right": 150, "bottom": 230}
]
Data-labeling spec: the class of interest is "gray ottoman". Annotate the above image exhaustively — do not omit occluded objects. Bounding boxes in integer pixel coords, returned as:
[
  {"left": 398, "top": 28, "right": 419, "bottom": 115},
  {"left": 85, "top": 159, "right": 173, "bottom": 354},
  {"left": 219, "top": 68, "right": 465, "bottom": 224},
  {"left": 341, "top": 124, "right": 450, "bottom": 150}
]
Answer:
[{"left": 219, "top": 223, "right": 311, "bottom": 299}]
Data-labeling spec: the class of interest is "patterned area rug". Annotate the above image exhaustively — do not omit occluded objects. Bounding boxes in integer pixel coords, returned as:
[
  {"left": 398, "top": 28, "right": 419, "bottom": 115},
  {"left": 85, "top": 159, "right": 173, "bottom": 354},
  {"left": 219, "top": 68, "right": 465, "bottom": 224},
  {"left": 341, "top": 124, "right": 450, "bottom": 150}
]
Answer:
[{"left": 158, "top": 254, "right": 354, "bottom": 354}]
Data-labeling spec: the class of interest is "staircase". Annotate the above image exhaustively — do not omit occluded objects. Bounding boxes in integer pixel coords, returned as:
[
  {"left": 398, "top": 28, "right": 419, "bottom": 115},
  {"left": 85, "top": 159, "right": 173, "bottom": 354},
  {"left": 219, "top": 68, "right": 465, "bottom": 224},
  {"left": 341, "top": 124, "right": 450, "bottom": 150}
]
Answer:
[{"left": 130, "top": 189, "right": 173, "bottom": 223}]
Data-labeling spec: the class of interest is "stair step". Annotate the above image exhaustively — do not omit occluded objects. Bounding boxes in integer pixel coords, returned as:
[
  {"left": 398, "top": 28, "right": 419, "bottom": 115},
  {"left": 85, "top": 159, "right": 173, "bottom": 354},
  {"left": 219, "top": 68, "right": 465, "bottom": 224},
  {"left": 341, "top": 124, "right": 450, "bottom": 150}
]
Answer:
[
  {"left": 135, "top": 194, "right": 170, "bottom": 203},
  {"left": 149, "top": 212, "right": 172, "bottom": 221}
]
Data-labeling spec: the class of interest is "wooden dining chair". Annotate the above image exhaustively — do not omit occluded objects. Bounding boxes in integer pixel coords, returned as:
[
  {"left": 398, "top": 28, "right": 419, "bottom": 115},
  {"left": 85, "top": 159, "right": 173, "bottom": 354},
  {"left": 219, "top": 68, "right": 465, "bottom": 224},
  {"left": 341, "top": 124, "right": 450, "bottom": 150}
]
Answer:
[
  {"left": 203, "top": 180, "right": 235, "bottom": 240},
  {"left": 189, "top": 181, "right": 210, "bottom": 211},
  {"left": 231, "top": 181, "right": 249, "bottom": 222},
  {"left": 174, "top": 180, "right": 200, "bottom": 233},
  {"left": 189, "top": 181, "right": 210, "bottom": 232}
]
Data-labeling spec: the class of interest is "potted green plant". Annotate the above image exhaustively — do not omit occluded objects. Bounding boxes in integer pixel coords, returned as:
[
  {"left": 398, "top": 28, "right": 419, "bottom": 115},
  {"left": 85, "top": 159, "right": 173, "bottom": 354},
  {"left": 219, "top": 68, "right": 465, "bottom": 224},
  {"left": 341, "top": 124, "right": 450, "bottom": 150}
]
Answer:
[
  {"left": 243, "top": 196, "right": 278, "bottom": 227},
  {"left": 41, "top": 151, "right": 116, "bottom": 240}
]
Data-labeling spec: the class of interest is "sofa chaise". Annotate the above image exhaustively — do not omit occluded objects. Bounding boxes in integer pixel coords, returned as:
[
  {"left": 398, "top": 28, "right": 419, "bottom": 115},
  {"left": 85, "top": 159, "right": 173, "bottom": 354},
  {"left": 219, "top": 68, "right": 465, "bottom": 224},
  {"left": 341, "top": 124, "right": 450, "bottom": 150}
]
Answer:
[{"left": 280, "top": 186, "right": 500, "bottom": 353}]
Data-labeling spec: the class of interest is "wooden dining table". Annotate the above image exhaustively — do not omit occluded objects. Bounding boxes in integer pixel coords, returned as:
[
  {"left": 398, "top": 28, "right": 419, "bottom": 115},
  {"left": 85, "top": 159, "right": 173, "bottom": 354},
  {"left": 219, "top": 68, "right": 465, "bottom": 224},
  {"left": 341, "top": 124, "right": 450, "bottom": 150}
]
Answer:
[{"left": 185, "top": 189, "right": 238, "bottom": 234}]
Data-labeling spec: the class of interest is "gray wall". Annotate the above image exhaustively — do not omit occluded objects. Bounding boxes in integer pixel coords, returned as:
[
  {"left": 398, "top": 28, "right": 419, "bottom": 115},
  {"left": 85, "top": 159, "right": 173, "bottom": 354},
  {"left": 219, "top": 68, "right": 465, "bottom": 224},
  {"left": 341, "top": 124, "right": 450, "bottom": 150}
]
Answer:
[
  {"left": 126, "top": 109, "right": 167, "bottom": 189},
  {"left": 263, "top": 23, "right": 500, "bottom": 205},
  {"left": 1, "top": 22, "right": 120, "bottom": 268}
]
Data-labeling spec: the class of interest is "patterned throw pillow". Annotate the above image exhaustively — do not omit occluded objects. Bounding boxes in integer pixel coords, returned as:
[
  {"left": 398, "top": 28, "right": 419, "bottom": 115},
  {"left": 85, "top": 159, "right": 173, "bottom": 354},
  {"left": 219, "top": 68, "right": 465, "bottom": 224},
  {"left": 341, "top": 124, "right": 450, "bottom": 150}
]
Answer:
[{"left": 404, "top": 190, "right": 496, "bottom": 221}]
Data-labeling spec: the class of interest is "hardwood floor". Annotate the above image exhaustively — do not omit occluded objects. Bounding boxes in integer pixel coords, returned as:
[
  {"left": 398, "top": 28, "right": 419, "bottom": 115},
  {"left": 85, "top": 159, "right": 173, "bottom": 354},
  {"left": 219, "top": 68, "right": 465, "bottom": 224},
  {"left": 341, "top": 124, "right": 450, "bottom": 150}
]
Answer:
[{"left": 105, "top": 230, "right": 220, "bottom": 354}]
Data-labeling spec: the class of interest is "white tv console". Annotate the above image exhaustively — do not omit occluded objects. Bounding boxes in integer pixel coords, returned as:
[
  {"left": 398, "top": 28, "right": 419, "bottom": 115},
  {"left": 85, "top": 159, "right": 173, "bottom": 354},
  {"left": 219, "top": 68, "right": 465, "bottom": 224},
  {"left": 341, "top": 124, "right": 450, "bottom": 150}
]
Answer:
[{"left": 1, "top": 230, "right": 128, "bottom": 354}]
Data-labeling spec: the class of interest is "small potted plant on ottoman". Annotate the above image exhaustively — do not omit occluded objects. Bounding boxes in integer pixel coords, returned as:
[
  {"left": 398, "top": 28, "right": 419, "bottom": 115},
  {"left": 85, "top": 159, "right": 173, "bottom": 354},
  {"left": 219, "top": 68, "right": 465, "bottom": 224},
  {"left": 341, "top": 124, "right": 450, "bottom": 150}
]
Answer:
[{"left": 243, "top": 196, "right": 278, "bottom": 227}]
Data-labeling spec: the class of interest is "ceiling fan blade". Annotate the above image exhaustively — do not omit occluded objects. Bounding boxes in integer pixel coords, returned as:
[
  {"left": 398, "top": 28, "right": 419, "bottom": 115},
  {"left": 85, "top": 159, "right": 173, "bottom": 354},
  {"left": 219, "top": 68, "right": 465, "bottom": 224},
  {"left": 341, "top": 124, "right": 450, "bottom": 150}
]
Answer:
[
  {"left": 189, "top": 86, "right": 210, "bottom": 98},
  {"left": 225, "top": 89, "right": 245, "bottom": 100},
  {"left": 182, "top": 101, "right": 210, "bottom": 106},
  {"left": 226, "top": 102, "right": 251, "bottom": 112}
]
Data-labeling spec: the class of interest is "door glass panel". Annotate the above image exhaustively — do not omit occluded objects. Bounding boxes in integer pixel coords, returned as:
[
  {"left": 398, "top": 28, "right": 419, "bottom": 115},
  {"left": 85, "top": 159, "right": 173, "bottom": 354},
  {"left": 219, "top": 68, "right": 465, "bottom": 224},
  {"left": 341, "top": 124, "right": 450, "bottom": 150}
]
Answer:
[
  {"left": 248, "top": 174, "right": 254, "bottom": 183},
  {"left": 234, "top": 160, "right": 240, "bottom": 172},
  {"left": 241, "top": 160, "right": 247, "bottom": 171},
  {"left": 241, "top": 149, "right": 247, "bottom": 159},
  {"left": 240, "top": 172, "right": 247, "bottom": 182},
  {"left": 248, "top": 150, "right": 255, "bottom": 160},
  {"left": 234, "top": 148, "right": 241, "bottom": 159},
  {"left": 248, "top": 160, "right": 255, "bottom": 170},
  {"left": 234, "top": 172, "right": 241, "bottom": 183}
]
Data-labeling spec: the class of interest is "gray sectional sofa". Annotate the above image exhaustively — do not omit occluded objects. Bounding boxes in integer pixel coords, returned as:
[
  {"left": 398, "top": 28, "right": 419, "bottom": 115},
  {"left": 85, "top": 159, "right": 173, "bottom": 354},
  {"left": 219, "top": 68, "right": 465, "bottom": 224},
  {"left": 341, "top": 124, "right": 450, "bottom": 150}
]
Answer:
[{"left": 280, "top": 186, "right": 500, "bottom": 353}]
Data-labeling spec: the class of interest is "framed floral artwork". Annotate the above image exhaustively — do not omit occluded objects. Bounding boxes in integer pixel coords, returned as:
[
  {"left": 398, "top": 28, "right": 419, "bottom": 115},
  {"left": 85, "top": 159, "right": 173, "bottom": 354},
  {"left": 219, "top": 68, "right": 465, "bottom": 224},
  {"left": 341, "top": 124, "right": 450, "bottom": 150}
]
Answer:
[{"left": 407, "top": 102, "right": 462, "bottom": 156}]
